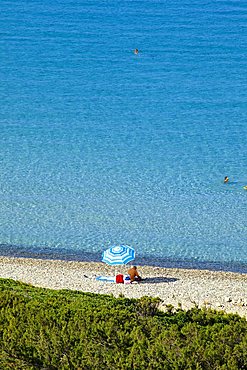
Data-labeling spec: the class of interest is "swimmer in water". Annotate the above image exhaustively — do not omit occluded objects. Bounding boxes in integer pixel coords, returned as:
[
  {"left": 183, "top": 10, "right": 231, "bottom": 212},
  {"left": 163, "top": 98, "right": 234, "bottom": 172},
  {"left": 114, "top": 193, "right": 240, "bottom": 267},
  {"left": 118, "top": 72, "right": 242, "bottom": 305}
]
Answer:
[
  {"left": 134, "top": 48, "right": 139, "bottom": 55},
  {"left": 224, "top": 176, "right": 229, "bottom": 183}
]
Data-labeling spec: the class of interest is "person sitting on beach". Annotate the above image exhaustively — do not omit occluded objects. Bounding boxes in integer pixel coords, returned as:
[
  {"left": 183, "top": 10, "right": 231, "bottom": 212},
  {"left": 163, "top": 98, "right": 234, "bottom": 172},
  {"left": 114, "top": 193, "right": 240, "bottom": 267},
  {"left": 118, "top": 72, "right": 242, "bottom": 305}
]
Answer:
[
  {"left": 224, "top": 176, "right": 229, "bottom": 183},
  {"left": 128, "top": 265, "right": 142, "bottom": 282}
]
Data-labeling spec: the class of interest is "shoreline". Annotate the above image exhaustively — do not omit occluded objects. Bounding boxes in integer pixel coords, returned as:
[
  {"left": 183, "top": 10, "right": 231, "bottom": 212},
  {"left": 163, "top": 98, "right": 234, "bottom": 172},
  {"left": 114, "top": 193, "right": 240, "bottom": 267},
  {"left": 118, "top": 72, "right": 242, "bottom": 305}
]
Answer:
[
  {"left": 1, "top": 244, "right": 247, "bottom": 274},
  {"left": 0, "top": 255, "right": 247, "bottom": 318}
]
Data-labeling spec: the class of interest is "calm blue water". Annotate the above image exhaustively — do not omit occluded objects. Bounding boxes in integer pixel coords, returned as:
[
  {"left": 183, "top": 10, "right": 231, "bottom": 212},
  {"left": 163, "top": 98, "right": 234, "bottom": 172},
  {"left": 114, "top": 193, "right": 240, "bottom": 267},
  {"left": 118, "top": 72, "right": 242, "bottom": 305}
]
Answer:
[{"left": 1, "top": 0, "right": 247, "bottom": 272}]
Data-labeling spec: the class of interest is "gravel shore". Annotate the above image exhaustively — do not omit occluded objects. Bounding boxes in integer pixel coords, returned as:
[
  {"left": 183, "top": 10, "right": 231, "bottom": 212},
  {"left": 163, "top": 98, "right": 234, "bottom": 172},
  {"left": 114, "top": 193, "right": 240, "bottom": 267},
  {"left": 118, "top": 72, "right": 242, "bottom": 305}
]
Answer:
[{"left": 0, "top": 256, "right": 247, "bottom": 317}]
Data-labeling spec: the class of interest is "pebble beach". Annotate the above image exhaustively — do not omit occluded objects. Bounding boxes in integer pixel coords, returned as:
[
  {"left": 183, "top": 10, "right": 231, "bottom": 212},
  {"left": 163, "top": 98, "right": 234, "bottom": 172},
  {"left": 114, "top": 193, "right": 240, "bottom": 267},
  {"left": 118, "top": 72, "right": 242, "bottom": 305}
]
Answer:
[{"left": 1, "top": 256, "right": 247, "bottom": 318}]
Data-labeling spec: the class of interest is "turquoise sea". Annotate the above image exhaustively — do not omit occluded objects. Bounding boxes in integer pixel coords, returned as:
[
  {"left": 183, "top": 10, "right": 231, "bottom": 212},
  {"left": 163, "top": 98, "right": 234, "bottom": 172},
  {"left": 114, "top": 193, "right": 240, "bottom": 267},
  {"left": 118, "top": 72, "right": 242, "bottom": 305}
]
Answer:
[{"left": 1, "top": 0, "right": 247, "bottom": 272}]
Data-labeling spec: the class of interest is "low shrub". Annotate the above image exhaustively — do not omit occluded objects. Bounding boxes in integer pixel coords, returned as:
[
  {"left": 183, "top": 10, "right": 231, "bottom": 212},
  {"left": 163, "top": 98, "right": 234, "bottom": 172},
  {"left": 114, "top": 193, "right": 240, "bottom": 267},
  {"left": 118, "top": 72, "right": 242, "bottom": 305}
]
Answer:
[{"left": 0, "top": 278, "right": 246, "bottom": 369}]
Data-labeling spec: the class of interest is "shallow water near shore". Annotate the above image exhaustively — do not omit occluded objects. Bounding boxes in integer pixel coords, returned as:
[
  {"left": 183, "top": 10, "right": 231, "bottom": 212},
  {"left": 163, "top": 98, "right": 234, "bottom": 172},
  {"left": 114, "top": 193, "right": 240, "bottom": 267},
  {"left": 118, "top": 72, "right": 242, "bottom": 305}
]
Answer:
[{"left": 0, "top": 0, "right": 247, "bottom": 272}]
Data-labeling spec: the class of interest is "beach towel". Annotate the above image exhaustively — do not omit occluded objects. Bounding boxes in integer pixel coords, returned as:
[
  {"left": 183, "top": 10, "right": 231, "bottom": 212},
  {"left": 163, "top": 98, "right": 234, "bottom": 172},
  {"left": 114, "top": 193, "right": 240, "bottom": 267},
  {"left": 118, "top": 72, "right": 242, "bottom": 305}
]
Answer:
[
  {"left": 124, "top": 275, "right": 131, "bottom": 284},
  {"left": 96, "top": 276, "right": 115, "bottom": 283}
]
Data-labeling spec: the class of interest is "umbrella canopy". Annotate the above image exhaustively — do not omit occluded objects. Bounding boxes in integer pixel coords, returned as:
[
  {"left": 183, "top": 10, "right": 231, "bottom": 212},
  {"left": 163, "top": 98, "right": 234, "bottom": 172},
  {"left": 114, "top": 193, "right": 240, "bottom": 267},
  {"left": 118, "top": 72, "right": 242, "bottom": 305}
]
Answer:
[{"left": 102, "top": 245, "right": 135, "bottom": 266}]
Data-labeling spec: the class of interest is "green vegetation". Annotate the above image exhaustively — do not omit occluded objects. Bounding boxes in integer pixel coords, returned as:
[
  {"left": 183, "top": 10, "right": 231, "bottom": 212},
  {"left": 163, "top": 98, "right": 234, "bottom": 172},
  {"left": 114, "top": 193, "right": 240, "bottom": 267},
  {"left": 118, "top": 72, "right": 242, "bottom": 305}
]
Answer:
[{"left": 0, "top": 278, "right": 247, "bottom": 369}]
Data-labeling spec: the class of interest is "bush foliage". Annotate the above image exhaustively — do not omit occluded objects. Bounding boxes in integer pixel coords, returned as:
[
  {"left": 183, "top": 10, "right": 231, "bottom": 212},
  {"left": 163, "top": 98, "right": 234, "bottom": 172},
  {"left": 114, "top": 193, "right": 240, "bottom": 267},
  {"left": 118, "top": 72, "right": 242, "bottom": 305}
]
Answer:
[{"left": 0, "top": 278, "right": 247, "bottom": 369}]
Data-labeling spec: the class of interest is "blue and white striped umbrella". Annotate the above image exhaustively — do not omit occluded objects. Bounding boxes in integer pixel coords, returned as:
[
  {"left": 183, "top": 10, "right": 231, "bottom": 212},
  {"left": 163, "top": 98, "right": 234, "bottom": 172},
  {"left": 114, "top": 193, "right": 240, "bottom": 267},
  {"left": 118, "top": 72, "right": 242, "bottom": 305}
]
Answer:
[{"left": 102, "top": 245, "right": 135, "bottom": 266}]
